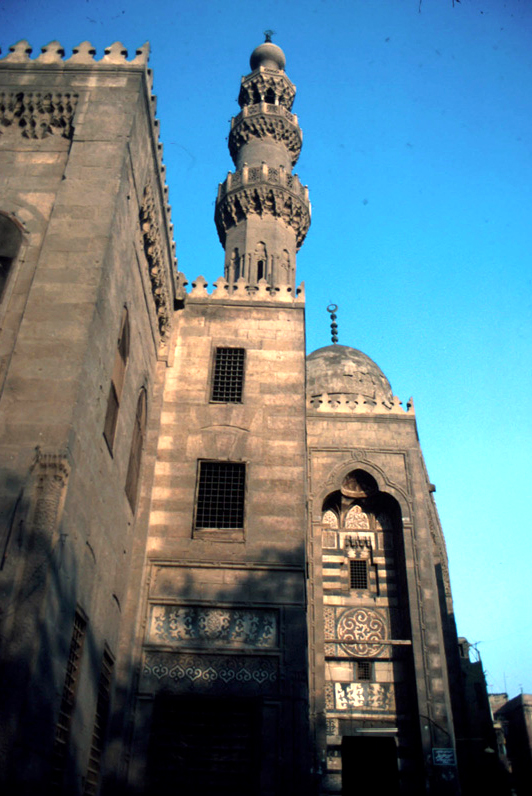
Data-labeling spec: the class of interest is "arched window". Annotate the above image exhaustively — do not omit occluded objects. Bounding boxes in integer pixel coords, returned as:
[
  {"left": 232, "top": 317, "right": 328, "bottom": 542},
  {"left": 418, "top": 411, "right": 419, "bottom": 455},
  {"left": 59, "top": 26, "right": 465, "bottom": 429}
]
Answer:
[
  {"left": 125, "top": 388, "right": 147, "bottom": 512},
  {"left": 230, "top": 248, "right": 240, "bottom": 281},
  {"left": 254, "top": 241, "right": 267, "bottom": 282},
  {"left": 0, "top": 212, "right": 23, "bottom": 302},
  {"left": 103, "top": 308, "right": 130, "bottom": 452}
]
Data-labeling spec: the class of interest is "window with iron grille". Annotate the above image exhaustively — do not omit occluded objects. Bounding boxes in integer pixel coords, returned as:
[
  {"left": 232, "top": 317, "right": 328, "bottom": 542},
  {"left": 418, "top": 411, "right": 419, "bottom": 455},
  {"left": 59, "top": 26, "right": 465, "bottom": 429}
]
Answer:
[
  {"left": 50, "top": 610, "right": 87, "bottom": 790},
  {"left": 125, "top": 388, "right": 147, "bottom": 512},
  {"left": 211, "top": 348, "right": 245, "bottom": 403},
  {"left": 103, "top": 308, "right": 130, "bottom": 452},
  {"left": 195, "top": 461, "right": 245, "bottom": 530},
  {"left": 83, "top": 649, "right": 114, "bottom": 796},
  {"left": 349, "top": 559, "right": 368, "bottom": 590},
  {"left": 356, "top": 660, "right": 372, "bottom": 681}
]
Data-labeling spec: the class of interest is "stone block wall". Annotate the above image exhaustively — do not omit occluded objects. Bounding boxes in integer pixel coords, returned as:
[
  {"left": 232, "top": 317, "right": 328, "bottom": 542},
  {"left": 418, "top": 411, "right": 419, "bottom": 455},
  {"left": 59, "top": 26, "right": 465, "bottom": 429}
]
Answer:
[
  {"left": 126, "top": 294, "right": 309, "bottom": 795},
  {"left": 0, "top": 44, "right": 175, "bottom": 793}
]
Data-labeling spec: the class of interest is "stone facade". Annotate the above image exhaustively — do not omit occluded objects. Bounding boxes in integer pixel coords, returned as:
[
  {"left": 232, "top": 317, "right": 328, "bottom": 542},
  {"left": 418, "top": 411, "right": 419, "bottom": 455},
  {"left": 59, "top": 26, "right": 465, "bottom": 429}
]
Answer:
[{"left": 0, "top": 37, "right": 470, "bottom": 796}]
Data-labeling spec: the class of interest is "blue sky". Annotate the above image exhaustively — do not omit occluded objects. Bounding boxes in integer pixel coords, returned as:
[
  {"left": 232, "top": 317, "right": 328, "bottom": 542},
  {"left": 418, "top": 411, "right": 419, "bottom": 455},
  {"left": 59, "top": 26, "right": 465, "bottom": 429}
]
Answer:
[{"left": 2, "top": 0, "right": 531, "bottom": 696}]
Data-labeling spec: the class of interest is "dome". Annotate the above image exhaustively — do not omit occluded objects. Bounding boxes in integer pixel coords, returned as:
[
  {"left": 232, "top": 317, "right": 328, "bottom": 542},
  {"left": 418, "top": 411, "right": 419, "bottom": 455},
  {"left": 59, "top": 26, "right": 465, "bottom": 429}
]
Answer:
[
  {"left": 250, "top": 41, "right": 286, "bottom": 71},
  {"left": 306, "top": 345, "right": 393, "bottom": 403}
]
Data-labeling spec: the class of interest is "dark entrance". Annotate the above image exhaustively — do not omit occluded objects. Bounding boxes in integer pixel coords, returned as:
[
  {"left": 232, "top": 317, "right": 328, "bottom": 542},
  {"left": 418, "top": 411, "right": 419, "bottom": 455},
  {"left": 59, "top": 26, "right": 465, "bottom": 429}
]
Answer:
[
  {"left": 342, "top": 735, "right": 399, "bottom": 793},
  {"left": 146, "top": 695, "right": 260, "bottom": 795}
]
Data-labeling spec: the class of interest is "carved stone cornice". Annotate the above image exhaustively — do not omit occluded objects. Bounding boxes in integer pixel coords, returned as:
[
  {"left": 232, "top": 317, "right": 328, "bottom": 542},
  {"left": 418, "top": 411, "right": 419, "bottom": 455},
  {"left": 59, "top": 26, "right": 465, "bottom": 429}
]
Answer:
[
  {"left": 229, "top": 105, "right": 302, "bottom": 166},
  {"left": 215, "top": 168, "right": 311, "bottom": 249},
  {"left": 238, "top": 68, "right": 295, "bottom": 111},
  {"left": 139, "top": 183, "right": 172, "bottom": 345},
  {"left": 0, "top": 91, "right": 77, "bottom": 139}
]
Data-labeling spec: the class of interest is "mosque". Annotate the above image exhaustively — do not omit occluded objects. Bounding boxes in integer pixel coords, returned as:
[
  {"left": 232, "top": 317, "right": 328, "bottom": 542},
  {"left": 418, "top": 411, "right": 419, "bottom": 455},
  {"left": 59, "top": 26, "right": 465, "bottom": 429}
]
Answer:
[{"left": 0, "top": 35, "right": 484, "bottom": 795}]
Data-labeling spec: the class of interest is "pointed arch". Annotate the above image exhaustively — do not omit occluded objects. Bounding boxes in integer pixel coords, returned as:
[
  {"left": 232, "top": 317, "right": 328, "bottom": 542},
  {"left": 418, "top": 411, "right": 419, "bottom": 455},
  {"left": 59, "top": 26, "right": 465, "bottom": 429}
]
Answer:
[
  {"left": 0, "top": 211, "right": 24, "bottom": 302},
  {"left": 254, "top": 241, "right": 267, "bottom": 282}
]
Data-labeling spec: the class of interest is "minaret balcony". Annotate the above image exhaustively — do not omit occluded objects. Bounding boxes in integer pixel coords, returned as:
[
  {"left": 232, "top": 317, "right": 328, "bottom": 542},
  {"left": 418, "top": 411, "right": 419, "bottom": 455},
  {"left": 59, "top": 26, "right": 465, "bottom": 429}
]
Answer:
[
  {"left": 215, "top": 164, "right": 311, "bottom": 249},
  {"left": 217, "top": 164, "right": 309, "bottom": 203},
  {"left": 238, "top": 66, "right": 296, "bottom": 111},
  {"left": 228, "top": 103, "right": 303, "bottom": 167}
]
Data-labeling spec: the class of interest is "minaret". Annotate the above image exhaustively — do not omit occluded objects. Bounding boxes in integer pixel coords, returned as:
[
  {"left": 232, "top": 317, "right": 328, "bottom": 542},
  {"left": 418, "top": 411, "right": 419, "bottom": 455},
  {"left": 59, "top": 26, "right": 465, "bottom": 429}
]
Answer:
[{"left": 215, "top": 37, "right": 311, "bottom": 289}]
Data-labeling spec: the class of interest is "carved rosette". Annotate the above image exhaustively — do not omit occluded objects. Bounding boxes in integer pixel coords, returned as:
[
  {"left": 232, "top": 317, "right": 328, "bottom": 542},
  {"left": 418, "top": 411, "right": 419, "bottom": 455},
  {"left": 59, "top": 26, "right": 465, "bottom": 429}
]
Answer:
[
  {"left": 238, "top": 68, "right": 296, "bottom": 110},
  {"left": 229, "top": 106, "right": 302, "bottom": 166},
  {"left": 0, "top": 91, "right": 77, "bottom": 139},
  {"left": 336, "top": 607, "right": 388, "bottom": 657},
  {"left": 139, "top": 183, "right": 172, "bottom": 345},
  {"left": 215, "top": 172, "right": 310, "bottom": 250}
]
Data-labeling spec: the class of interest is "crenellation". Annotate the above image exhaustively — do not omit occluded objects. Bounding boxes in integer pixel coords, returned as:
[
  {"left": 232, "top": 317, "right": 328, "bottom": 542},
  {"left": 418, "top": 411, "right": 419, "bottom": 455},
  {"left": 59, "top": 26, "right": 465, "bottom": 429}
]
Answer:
[
  {"left": 0, "top": 39, "right": 150, "bottom": 68},
  {"left": 308, "top": 392, "right": 414, "bottom": 415},
  {"left": 68, "top": 41, "right": 97, "bottom": 64},
  {"left": 36, "top": 41, "right": 66, "bottom": 63},
  {"left": 3, "top": 40, "right": 33, "bottom": 62},
  {"left": 185, "top": 274, "right": 305, "bottom": 304}
]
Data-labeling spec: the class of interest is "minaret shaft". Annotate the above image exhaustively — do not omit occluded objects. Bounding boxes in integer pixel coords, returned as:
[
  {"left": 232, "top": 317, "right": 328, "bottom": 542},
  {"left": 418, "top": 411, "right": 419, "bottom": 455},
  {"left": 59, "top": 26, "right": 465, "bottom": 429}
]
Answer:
[{"left": 214, "top": 40, "right": 310, "bottom": 289}]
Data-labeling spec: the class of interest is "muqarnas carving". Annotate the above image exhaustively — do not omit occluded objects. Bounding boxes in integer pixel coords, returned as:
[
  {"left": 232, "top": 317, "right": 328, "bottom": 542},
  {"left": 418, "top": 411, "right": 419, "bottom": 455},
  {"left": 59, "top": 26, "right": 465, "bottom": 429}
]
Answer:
[
  {"left": 0, "top": 92, "right": 77, "bottom": 139},
  {"left": 139, "top": 183, "right": 172, "bottom": 344}
]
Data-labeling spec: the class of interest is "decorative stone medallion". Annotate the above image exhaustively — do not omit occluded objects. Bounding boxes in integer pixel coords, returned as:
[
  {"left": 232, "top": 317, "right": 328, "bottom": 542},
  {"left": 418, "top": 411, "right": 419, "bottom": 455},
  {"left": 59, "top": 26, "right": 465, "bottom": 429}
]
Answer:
[{"left": 336, "top": 607, "right": 387, "bottom": 657}]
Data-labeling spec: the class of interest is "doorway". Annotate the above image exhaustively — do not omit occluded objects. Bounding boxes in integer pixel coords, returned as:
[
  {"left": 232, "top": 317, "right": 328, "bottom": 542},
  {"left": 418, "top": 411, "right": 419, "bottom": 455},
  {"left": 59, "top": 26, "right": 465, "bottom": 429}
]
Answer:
[{"left": 341, "top": 735, "right": 399, "bottom": 793}]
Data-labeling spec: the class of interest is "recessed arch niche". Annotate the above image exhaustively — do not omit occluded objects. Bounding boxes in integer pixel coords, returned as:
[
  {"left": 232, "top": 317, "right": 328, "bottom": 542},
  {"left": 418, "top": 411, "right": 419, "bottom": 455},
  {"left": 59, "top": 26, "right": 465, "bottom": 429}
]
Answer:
[{"left": 0, "top": 212, "right": 24, "bottom": 302}]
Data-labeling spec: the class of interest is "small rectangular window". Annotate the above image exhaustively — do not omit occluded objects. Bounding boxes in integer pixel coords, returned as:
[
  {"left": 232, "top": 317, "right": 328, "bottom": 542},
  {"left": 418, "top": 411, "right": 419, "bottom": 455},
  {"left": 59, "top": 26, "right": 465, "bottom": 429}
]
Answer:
[
  {"left": 356, "top": 660, "right": 372, "bottom": 681},
  {"left": 84, "top": 649, "right": 114, "bottom": 795},
  {"left": 349, "top": 559, "right": 368, "bottom": 590},
  {"left": 50, "top": 610, "right": 87, "bottom": 789},
  {"left": 195, "top": 461, "right": 245, "bottom": 530},
  {"left": 211, "top": 347, "right": 245, "bottom": 403}
]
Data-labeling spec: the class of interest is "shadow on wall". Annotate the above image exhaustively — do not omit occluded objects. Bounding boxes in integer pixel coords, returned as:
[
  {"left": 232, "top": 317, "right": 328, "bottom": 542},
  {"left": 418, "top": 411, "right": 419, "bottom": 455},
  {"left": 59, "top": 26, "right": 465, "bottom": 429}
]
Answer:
[
  {"left": 0, "top": 458, "right": 110, "bottom": 795},
  {"left": 103, "top": 542, "right": 315, "bottom": 796}
]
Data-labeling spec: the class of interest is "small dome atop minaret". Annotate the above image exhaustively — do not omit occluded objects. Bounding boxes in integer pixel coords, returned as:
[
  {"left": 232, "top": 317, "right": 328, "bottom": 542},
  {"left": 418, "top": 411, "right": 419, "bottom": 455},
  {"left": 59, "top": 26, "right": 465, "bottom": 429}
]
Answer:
[{"left": 250, "top": 37, "right": 286, "bottom": 71}]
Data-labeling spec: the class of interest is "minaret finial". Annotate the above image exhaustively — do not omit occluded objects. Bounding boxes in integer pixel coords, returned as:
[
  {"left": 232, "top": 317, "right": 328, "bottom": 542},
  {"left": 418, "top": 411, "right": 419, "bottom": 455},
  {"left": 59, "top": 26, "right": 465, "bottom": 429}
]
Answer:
[
  {"left": 264, "top": 29, "right": 275, "bottom": 43},
  {"left": 327, "top": 304, "right": 339, "bottom": 344}
]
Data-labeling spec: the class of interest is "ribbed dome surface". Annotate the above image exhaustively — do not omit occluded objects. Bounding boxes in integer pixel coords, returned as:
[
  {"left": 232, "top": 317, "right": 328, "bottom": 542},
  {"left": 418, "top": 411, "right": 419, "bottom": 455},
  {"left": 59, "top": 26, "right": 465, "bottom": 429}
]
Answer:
[{"left": 306, "top": 345, "right": 393, "bottom": 403}]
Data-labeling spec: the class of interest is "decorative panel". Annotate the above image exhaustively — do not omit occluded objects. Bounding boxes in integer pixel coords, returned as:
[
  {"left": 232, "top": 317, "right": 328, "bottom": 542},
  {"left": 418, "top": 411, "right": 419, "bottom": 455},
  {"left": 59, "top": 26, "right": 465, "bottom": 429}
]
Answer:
[
  {"left": 322, "top": 529, "right": 337, "bottom": 549},
  {"left": 334, "top": 682, "right": 395, "bottom": 713},
  {"left": 322, "top": 510, "right": 338, "bottom": 528},
  {"left": 345, "top": 505, "right": 370, "bottom": 529},
  {"left": 324, "top": 606, "right": 390, "bottom": 659},
  {"left": 147, "top": 605, "right": 278, "bottom": 649},
  {"left": 142, "top": 652, "right": 279, "bottom": 695},
  {"left": 324, "top": 682, "right": 335, "bottom": 710}
]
